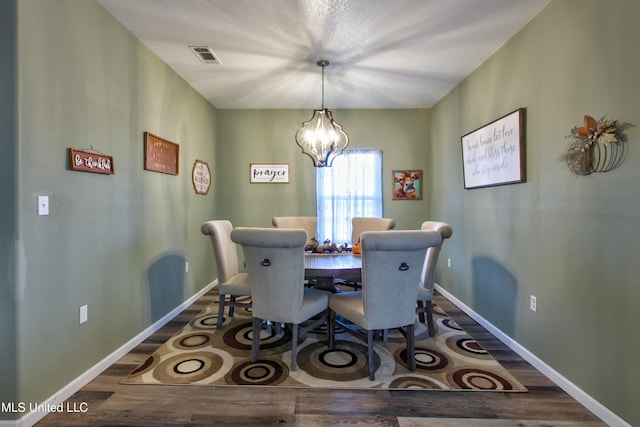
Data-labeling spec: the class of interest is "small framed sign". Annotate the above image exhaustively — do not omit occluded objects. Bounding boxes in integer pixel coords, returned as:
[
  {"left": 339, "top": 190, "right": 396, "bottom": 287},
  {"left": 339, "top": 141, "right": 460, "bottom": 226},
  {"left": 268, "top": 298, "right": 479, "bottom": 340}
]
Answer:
[
  {"left": 250, "top": 163, "right": 289, "bottom": 184},
  {"left": 144, "top": 132, "right": 179, "bottom": 175},
  {"left": 68, "top": 148, "right": 114, "bottom": 175},
  {"left": 461, "top": 108, "right": 526, "bottom": 189},
  {"left": 192, "top": 159, "right": 211, "bottom": 195}
]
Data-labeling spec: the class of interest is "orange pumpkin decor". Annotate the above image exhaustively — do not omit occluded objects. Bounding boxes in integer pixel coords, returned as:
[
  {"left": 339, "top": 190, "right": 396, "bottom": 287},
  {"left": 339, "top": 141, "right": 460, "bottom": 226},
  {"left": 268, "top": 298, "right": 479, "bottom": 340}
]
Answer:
[{"left": 352, "top": 239, "right": 362, "bottom": 255}]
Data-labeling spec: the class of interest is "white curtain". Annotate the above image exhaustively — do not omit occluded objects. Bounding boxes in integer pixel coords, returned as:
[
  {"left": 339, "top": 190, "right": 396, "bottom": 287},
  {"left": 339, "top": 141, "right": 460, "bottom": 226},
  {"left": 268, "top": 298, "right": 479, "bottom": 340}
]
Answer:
[{"left": 316, "top": 149, "right": 383, "bottom": 244}]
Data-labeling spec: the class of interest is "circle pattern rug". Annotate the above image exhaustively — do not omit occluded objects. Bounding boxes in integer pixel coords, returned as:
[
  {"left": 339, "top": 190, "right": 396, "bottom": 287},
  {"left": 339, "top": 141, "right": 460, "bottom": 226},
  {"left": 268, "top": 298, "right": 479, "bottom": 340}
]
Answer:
[{"left": 123, "top": 296, "right": 526, "bottom": 391}]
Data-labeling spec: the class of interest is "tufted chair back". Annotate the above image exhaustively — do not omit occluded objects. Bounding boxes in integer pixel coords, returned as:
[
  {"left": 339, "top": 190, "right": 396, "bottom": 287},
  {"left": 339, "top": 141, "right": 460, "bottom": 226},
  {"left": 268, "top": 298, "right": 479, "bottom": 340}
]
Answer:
[
  {"left": 272, "top": 216, "right": 318, "bottom": 245},
  {"left": 351, "top": 217, "right": 396, "bottom": 245}
]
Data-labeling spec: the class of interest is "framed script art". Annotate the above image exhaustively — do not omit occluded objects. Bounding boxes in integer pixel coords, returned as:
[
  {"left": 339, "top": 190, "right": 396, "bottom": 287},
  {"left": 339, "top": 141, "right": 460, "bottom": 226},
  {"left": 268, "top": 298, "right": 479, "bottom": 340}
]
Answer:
[
  {"left": 68, "top": 148, "right": 114, "bottom": 175},
  {"left": 392, "top": 170, "right": 422, "bottom": 200},
  {"left": 461, "top": 108, "right": 526, "bottom": 189},
  {"left": 249, "top": 163, "right": 289, "bottom": 184}
]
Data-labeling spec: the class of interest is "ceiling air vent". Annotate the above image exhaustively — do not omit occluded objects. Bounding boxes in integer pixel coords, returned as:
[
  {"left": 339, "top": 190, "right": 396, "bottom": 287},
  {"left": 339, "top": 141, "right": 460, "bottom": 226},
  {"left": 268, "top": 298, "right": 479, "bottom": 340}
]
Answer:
[{"left": 189, "top": 46, "right": 222, "bottom": 65}]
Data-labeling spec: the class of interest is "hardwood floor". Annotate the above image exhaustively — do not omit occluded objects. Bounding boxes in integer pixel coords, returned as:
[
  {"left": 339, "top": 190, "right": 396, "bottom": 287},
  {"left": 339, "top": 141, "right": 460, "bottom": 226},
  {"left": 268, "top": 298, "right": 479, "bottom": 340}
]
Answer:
[{"left": 36, "top": 290, "right": 605, "bottom": 426}]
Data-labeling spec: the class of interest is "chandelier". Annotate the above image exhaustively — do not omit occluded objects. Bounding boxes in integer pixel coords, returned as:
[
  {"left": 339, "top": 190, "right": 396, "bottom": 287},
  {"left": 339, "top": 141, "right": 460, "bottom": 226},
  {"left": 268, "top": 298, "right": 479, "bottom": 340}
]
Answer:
[{"left": 295, "top": 60, "right": 349, "bottom": 167}]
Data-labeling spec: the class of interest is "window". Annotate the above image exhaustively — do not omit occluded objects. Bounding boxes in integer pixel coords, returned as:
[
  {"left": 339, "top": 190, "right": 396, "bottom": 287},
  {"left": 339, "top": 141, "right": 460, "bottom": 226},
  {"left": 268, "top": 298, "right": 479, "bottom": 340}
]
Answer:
[{"left": 316, "top": 149, "right": 383, "bottom": 244}]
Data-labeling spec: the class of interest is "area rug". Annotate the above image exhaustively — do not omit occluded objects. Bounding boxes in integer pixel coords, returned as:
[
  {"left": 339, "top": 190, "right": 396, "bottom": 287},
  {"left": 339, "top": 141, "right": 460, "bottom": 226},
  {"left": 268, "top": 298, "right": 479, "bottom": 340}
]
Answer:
[{"left": 123, "top": 295, "right": 526, "bottom": 391}]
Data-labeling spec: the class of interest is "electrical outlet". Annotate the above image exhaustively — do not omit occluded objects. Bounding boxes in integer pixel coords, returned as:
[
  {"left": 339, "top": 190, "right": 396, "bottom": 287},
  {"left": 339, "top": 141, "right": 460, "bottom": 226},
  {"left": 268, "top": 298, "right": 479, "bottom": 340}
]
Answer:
[
  {"left": 530, "top": 295, "right": 537, "bottom": 312},
  {"left": 79, "top": 305, "right": 88, "bottom": 324},
  {"left": 447, "top": 258, "right": 451, "bottom": 268}
]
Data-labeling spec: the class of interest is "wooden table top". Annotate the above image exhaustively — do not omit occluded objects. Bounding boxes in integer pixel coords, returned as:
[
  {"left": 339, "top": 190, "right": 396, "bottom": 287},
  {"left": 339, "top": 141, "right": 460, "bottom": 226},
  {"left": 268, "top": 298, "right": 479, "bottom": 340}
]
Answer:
[{"left": 304, "top": 253, "right": 362, "bottom": 277}]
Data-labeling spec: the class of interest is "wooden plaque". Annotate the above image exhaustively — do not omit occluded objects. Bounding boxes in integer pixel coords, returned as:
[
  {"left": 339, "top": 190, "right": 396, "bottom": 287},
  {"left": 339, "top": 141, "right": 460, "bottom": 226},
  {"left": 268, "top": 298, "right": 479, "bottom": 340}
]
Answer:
[
  {"left": 192, "top": 159, "right": 211, "bottom": 195},
  {"left": 144, "top": 132, "right": 179, "bottom": 175},
  {"left": 68, "top": 148, "right": 114, "bottom": 175}
]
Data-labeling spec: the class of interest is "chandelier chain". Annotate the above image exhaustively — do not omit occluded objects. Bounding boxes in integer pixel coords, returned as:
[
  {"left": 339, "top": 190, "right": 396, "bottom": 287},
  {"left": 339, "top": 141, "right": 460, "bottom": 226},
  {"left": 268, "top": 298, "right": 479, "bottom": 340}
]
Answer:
[{"left": 321, "top": 62, "right": 325, "bottom": 109}]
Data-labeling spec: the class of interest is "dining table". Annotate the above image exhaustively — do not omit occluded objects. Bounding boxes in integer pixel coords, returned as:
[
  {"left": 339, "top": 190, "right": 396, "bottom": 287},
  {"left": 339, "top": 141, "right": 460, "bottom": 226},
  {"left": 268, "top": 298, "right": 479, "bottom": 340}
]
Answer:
[{"left": 304, "top": 252, "right": 362, "bottom": 293}]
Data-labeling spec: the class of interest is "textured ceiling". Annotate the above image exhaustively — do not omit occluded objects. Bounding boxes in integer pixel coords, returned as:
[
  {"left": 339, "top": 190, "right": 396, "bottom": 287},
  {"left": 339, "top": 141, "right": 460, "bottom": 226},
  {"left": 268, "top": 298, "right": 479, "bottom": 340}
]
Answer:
[{"left": 96, "top": 0, "right": 550, "bottom": 109}]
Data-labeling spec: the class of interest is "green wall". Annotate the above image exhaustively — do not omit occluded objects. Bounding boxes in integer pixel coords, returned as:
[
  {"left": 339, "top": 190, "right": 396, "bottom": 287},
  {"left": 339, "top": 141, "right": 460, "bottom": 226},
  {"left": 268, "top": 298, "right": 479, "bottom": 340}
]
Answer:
[
  {"left": 10, "top": 0, "right": 220, "bottom": 414},
  {"left": 216, "top": 109, "right": 431, "bottom": 231},
  {"left": 430, "top": 0, "right": 639, "bottom": 424},
  {"left": 4, "top": 0, "right": 639, "bottom": 425},
  {"left": 0, "top": 0, "right": 18, "bottom": 409}
]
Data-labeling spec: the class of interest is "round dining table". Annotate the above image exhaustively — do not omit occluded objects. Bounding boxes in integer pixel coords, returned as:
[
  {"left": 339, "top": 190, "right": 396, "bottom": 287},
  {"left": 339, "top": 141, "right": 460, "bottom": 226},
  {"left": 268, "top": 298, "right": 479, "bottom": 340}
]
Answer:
[{"left": 304, "top": 253, "right": 362, "bottom": 293}]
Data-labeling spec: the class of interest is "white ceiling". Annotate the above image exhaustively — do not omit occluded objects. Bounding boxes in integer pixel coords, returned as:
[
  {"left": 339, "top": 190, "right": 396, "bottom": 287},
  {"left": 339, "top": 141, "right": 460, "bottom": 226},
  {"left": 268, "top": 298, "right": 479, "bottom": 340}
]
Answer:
[{"left": 96, "top": 0, "right": 550, "bottom": 110}]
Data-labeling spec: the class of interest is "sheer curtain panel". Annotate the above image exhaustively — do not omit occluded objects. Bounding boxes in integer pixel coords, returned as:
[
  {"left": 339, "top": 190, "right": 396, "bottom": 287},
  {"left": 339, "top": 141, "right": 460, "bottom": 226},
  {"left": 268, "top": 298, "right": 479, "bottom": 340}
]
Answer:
[{"left": 316, "top": 150, "right": 383, "bottom": 244}]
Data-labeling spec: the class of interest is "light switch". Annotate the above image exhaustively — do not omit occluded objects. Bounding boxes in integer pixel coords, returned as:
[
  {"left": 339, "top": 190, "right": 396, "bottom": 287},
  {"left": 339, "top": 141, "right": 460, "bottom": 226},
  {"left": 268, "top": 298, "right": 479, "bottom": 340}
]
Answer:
[
  {"left": 37, "top": 196, "right": 49, "bottom": 216},
  {"left": 79, "top": 305, "right": 88, "bottom": 324}
]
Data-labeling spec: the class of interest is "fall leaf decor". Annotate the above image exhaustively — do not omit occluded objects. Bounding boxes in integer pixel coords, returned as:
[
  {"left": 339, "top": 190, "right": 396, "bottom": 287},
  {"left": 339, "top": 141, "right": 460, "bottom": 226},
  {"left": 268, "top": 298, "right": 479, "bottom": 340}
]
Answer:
[{"left": 561, "top": 115, "right": 626, "bottom": 176}]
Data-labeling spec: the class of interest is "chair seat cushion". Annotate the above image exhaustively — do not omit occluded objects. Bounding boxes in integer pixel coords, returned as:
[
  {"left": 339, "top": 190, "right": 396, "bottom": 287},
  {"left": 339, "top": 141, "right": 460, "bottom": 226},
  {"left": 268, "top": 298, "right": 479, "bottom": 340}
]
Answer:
[
  {"left": 416, "top": 285, "right": 432, "bottom": 301},
  {"left": 290, "top": 288, "right": 329, "bottom": 324},
  {"left": 329, "top": 291, "right": 369, "bottom": 328},
  {"left": 330, "top": 290, "right": 416, "bottom": 330},
  {"left": 219, "top": 272, "right": 251, "bottom": 295}
]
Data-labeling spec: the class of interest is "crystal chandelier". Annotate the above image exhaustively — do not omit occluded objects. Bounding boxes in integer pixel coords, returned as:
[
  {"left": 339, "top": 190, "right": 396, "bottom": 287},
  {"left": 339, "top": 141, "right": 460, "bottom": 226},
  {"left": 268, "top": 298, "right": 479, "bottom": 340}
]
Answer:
[{"left": 295, "top": 60, "right": 349, "bottom": 167}]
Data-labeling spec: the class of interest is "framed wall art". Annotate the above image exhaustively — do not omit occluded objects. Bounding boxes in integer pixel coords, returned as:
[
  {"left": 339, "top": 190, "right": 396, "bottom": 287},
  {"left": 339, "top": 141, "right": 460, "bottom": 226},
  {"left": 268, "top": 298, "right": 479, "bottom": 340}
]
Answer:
[
  {"left": 461, "top": 108, "right": 526, "bottom": 189},
  {"left": 68, "top": 148, "right": 114, "bottom": 175},
  {"left": 392, "top": 170, "right": 422, "bottom": 200},
  {"left": 250, "top": 163, "right": 289, "bottom": 183},
  {"left": 192, "top": 159, "right": 211, "bottom": 195},
  {"left": 144, "top": 132, "right": 179, "bottom": 175}
]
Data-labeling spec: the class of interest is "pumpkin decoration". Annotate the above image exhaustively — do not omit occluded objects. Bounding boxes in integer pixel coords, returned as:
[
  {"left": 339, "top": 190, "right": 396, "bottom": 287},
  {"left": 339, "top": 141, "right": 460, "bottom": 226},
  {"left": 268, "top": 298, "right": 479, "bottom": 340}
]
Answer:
[
  {"left": 352, "top": 239, "right": 362, "bottom": 255},
  {"left": 561, "top": 115, "right": 626, "bottom": 176}
]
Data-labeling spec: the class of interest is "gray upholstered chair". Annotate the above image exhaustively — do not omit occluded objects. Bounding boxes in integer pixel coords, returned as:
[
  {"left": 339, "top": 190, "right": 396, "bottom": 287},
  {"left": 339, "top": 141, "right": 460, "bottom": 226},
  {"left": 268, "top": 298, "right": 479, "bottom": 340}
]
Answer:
[
  {"left": 328, "top": 230, "right": 442, "bottom": 380},
  {"left": 336, "top": 217, "right": 396, "bottom": 290},
  {"left": 350, "top": 217, "right": 396, "bottom": 245},
  {"left": 272, "top": 216, "right": 318, "bottom": 286},
  {"left": 230, "top": 227, "right": 329, "bottom": 371},
  {"left": 201, "top": 220, "right": 251, "bottom": 329},
  {"left": 272, "top": 216, "right": 317, "bottom": 245},
  {"left": 416, "top": 221, "right": 453, "bottom": 336}
]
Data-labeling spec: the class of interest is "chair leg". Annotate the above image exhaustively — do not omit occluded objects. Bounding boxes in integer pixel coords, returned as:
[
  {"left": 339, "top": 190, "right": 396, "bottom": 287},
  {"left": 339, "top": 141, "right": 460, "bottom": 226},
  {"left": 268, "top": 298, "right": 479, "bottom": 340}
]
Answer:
[
  {"left": 217, "top": 294, "right": 226, "bottom": 329},
  {"left": 251, "top": 316, "right": 262, "bottom": 362},
  {"left": 328, "top": 310, "right": 335, "bottom": 350},
  {"left": 406, "top": 323, "right": 416, "bottom": 372},
  {"left": 291, "top": 323, "right": 299, "bottom": 371},
  {"left": 228, "top": 296, "right": 236, "bottom": 317},
  {"left": 264, "top": 321, "right": 273, "bottom": 335},
  {"left": 426, "top": 301, "right": 436, "bottom": 337},
  {"left": 367, "top": 329, "right": 375, "bottom": 380},
  {"left": 417, "top": 300, "right": 426, "bottom": 323}
]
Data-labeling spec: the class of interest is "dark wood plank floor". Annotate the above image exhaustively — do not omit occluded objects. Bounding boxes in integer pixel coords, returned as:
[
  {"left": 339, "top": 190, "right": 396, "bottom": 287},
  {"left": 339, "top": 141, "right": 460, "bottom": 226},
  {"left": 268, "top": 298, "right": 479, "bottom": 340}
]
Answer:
[{"left": 36, "top": 290, "right": 605, "bottom": 426}]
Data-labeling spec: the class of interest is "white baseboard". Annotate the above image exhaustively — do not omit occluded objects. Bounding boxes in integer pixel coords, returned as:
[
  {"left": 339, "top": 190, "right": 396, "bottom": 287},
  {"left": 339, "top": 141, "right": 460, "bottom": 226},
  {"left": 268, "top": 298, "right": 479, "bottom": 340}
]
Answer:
[
  {"left": 435, "top": 284, "right": 630, "bottom": 427},
  {"left": 10, "top": 281, "right": 216, "bottom": 427}
]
